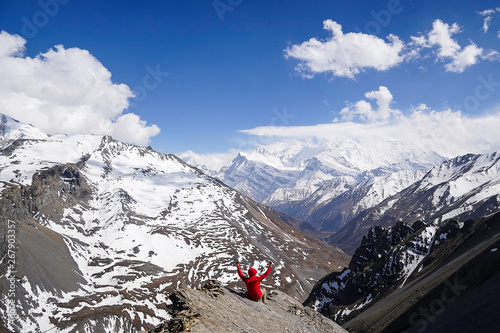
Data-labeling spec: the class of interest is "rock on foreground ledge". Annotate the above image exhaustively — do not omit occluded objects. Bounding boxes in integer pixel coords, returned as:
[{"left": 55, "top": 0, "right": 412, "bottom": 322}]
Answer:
[{"left": 143, "top": 280, "right": 347, "bottom": 333}]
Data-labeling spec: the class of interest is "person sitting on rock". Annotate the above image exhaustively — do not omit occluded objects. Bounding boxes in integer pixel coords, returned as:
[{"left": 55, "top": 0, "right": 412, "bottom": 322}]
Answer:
[{"left": 236, "top": 260, "right": 272, "bottom": 303}]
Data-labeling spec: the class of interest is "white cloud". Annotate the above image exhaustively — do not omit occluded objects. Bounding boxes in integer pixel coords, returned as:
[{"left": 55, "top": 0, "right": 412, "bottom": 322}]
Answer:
[
  {"left": 0, "top": 31, "right": 160, "bottom": 146},
  {"left": 427, "top": 20, "right": 462, "bottom": 59},
  {"left": 0, "top": 31, "right": 25, "bottom": 57},
  {"left": 177, "top": 149, "right": 238, "bottom": 174},
  {"left": 478, "top": 8, "right": 500, "bottom": 33},
  {"left": 415, "top": 19, "right": 485, "bottom": 73},
  {"left": 240, "top": 87, "right": 500, "bottom": 158},
  {"left": 482, "top": 16, "right": 493, "bottom": 34},
  {"left": 444, "top": 43, "right": 484, "bottom": 73},
  {"left": 409, "top": 19, "right": 499, "bottom": 72},
  {"left": 340, "top": 86, "right": 401, "bottom": 122},
  {"left": 284, "top": 20, "right": 405, "bottom": 79},
  {"left": 286, "top": 18, "right": 499, "bottom": 78}
]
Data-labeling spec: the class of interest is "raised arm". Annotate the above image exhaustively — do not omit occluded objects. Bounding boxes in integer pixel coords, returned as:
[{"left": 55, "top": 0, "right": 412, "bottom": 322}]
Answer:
[
  {"left": 237, "top": 261, "right": 245, "bottom": 279},
  {"left": 260, "top": 261, "right": 273, "bottom": 280}
]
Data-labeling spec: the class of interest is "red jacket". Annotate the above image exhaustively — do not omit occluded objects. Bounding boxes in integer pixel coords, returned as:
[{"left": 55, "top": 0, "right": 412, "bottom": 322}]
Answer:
[{"left": 237, "top": 264, "right": 272, "bottom": 300}]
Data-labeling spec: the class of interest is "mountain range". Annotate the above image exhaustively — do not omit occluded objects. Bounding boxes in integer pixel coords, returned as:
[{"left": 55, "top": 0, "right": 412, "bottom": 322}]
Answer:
[
  {"left": 2, "top": 112, "right": 500, "bottom": 332},
  {"left": 329, "top": 151, "right": 500, "bottom": 254},
  {"left": 180, "top": 139, "right": 445, "bottom": 233},
  {"left": 182, "top": 137, "right": 500, "bottom": 255},
  {"left": 0, "top": 114, "right": 348, "bottom": 332}
]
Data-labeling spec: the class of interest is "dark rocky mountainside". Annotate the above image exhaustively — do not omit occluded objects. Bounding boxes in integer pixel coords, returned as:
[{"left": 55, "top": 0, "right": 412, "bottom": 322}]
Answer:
[
  {"left": 304, "top": 212, "right": 500, "bottom": 333},
  {"left": 142, "top": 280, "right": 347, "bottom": 333}
]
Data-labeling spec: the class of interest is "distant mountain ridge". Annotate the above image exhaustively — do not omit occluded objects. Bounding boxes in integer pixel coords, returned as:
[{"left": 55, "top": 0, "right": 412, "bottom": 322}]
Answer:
[
  {"left": 180, "top": 139, "right": 446, "bottom": 233},
  {"left": 182, "top": 138, "right": 500, "bottom": 258},
  {"left": 329, "top": 151, "right": 500, "bottom": 253}
]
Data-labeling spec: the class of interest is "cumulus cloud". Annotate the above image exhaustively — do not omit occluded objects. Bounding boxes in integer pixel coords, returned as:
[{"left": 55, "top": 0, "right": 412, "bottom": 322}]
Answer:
[
  {"left": 0, "top": 31, "right": 160, "bottom": 146},
  {"left": 240, "top": 87, "right": 500, "bottom": 158},
  {"left": 444, "top": 43, "right": 484, "bottom": 73},
  {"left": 286, "top": 18, "right": 499, "bottom": 78},
  {"left": 339, "top": 86, "right": 401, "bottom": 122},
  {"left": 427, "top": 20, "right": 463, "bottom": 58},
  {"left": 284, "top": 20, "right": 405, "bottom": 79},
  {"left": 0, "top": 31, "right": 25, "bottom": 57},
  {"left": 425, "top": 20, "right": 484, "bottom": 73},
  {"left": 410, "top": 19, "right": 500, "bottom": 73}
]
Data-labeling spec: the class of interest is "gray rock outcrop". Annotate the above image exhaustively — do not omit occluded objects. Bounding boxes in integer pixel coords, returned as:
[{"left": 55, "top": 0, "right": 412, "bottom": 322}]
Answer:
[{"left": 145, "top": 280, "right": 347, "bottom": 333}]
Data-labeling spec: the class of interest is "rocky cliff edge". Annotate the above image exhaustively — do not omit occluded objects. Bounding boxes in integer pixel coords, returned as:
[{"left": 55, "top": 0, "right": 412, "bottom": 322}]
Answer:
[{"left": 142, "top": 280, "right": 347, "bottom": 333}]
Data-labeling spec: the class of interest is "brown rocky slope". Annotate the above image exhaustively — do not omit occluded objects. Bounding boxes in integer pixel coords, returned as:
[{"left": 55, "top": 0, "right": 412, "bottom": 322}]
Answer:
[{"left": 143, "top": 280, "right": 347, "bottom": 333}]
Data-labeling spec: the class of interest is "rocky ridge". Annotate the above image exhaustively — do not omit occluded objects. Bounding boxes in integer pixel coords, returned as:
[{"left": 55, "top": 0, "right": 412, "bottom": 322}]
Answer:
[
  {"left": 305, "top": 212, "right": 500, "bottom": 333},
  {"left": 143, "top": 280, "right": 347, "bottom": 333}
]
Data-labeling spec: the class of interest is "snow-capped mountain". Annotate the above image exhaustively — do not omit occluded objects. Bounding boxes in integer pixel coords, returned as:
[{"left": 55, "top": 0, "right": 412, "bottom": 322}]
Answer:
[
  {"left": 330, "top": 151, "right": 500, "bottom": 254},
  {"left": 305, "top": 212, "right": 500, "bottom": 333},
  {"left": 0, "top": 114, "right": 47, "bottom": 148},
  {"left": 183, "top": 138, "right": 445, "bottom": 232},
  {"left": 271, "top": 167, "right": 427, "bottom": 232},
  {"left": 0, "top": 117, "right": 349, "bottom": 332}
]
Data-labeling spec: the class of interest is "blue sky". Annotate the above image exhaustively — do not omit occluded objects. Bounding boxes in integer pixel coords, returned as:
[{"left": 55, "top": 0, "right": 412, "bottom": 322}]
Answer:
[{"left": 1, "top": 0, "right": 500, "bottom": 159}]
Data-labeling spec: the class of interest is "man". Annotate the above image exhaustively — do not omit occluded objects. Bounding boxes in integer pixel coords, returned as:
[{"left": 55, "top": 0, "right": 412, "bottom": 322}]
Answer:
[{"left": 237, "top": 260, "right": 273, "bottom": 303}]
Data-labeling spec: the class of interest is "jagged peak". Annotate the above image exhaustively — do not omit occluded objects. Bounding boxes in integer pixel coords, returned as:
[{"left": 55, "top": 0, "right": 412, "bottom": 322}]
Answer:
[{"left": 95, "top": 134, "right": 180, "bottom": 165}]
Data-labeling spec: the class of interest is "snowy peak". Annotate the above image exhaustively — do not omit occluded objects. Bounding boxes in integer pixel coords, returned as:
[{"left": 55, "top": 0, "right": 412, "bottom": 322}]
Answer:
[
  {"left": 420, "top": 151, "right": 500, "bottom": 190},
  {"left": 404, "top": 150, "right": 500, "bottom": 219},
  {"left": 0, "top": 113, "right": 47, "bottom": 148},
  {"left": 175, "top": 150, "right": 231, "bottom": 178},
  {"left": 222, "top": 152, "right": 304, "bottom": 203},
  {"left": 234, "top": 138, "right": 444, "bottom": 175}
]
